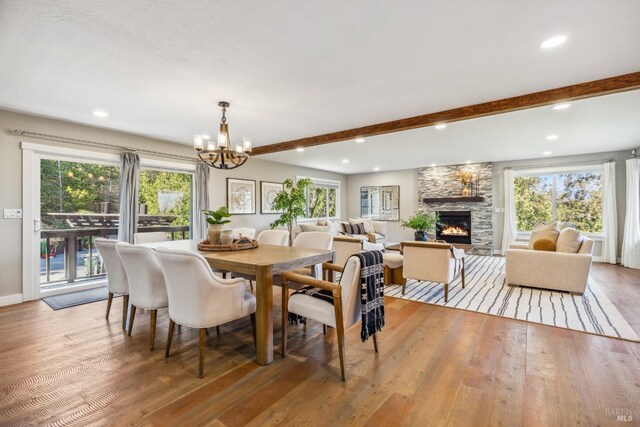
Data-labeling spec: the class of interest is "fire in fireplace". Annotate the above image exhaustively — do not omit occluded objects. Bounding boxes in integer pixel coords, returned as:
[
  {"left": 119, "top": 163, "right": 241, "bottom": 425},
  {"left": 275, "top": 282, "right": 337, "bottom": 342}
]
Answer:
[{"left": 436, "top": 211, "right": 471, "bottom": 244}]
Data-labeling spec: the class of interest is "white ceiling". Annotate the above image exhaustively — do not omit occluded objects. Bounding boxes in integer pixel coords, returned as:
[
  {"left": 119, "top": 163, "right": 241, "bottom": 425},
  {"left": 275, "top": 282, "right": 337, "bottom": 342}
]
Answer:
[
  {"left": 0, "top": 0, "right": 639, "bottom": 149},
  {"left": 262, "top": 89, "right": 640, "bottom": 173}
]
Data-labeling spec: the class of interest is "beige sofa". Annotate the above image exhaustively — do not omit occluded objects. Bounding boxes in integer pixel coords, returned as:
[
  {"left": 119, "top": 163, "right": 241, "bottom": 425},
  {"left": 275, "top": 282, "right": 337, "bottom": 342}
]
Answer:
[{"left": 505, "top": 237, "right": 594, "bottom": 294}]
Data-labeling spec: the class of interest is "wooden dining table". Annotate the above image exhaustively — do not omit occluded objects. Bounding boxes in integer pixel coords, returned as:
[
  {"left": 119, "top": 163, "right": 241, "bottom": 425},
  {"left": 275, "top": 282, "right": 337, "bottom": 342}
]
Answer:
[{"left": 140, "top": 239, "right": 334, "bottom": 365}]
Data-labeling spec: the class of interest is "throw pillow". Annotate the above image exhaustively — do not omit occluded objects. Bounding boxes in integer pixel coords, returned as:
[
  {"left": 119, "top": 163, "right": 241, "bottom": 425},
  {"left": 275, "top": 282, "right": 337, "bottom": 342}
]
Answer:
[
  {"left": 532, "top": 238, "right": 556, "bottom": 252},
  {"left": 556, "top": 228, "right": 583, "bottom": 253},
  {"left": 528, "top": 222, "right": 560, "bottom": 249},
  {"left": 341, "top": 222, "right": 366, "bottom": 235}
]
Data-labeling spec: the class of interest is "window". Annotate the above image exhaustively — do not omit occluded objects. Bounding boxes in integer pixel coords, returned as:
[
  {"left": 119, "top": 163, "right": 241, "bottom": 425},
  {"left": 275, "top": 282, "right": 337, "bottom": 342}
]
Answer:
[
  {"left": 514, "top": 169, "right": 602, "bottom": 233},
  {"left": 300, "top": 177, "right": 340, "bottom": 219}
]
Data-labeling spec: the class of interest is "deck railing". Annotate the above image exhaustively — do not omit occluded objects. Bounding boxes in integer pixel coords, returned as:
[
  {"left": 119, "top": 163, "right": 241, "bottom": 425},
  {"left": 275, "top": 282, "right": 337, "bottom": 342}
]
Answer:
[{"left": 40, "top": 225, "right": 190, "bottom": 285}]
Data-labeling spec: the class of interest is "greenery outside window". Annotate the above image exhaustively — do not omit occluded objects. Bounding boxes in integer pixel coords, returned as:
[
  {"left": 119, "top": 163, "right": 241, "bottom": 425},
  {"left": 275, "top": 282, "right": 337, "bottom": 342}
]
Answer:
[
  {"left": 299, "top": 177, "right": 340, "bottom": 220},
  {"left": 514, "top": 168, "right": 602, "bottom": 234}
]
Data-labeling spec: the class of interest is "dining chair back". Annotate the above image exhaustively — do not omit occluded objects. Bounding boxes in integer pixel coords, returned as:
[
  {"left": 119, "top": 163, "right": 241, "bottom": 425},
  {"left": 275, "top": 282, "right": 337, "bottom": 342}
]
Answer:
[
  {"left": 256, "top": 229, "right": 289, "bottom": 246},
  {"left": 292, "top": 232, "right": 334, "bottom": 278},
  {"left": 155, "top": 247, "right": 257, "bottom": 377},
  {"left": 134, "top": 232, "right": 168, "bottom": 244},
  {"left": 332, "top": 236, "right": 363, "bottom": 269},
  {"left": 233, "top": 227, "right": 256, "bottom": 240},
  {"left": 95, "top": 238, "right": 130, "bottom": 329}
]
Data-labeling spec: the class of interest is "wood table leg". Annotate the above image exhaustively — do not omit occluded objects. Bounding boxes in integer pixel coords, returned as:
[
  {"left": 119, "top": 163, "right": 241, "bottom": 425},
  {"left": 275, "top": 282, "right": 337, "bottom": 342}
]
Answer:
[{"left": 255, "top": 265, "right": 274, "bottom": 365}]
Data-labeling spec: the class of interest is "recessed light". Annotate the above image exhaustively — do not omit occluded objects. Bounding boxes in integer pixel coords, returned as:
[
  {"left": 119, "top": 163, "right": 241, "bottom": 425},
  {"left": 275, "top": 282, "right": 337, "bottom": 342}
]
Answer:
[
  {"left": 342, "top": 159, "right": 349, "bottom": 164},
  {"left": 296, "top": 148, "right": 305, "bottom": 152},
  {"left": 93, "top": 110, "right": 109, "bottom": 118},
  {"left": 543, "top": 151, "right": 552, "bottom": 155},
  {"left": 202, "top": 134, "right": 210, "bottom": 139},
  {"left": 546, "top": 134, "right": 559, "bottom": 140},
  {"left": 431, "top": 163, "right": 436, "bottom": 167},
  {"left": 466, "top": 161, "right": 471, "bottom": 164},
  {"left": 540, "top": 35, "right": 568, "bottom": 49},
  {"left": 373, "top": 167, "right": 380, "bottom": 171},
  {"left": 435, "top": 124, "right": 447, "bottom": 130},
  {"left": 355, "top": 137, "right": 365, "bottom": 143},
  {"left": 552, "top": 103, "right": 571, "bottom": 110}
]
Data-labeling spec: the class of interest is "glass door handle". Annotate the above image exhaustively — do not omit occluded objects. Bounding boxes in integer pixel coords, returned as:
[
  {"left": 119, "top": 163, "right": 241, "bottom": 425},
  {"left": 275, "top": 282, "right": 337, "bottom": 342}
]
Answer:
[{"left": 34, "top": 219, "right": 42, "bottom": 232}]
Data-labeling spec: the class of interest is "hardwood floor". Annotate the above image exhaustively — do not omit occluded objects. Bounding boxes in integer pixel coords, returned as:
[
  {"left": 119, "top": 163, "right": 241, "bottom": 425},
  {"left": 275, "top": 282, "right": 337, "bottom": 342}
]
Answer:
[{"left": 0, "top": 263, "right": 638, "bottom": 426}]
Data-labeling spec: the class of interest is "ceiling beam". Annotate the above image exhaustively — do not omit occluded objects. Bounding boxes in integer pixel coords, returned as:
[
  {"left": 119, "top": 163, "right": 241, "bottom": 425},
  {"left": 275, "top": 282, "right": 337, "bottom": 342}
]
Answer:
[{"left": 252, "top": 71, "right": 640, "bottom": 156}]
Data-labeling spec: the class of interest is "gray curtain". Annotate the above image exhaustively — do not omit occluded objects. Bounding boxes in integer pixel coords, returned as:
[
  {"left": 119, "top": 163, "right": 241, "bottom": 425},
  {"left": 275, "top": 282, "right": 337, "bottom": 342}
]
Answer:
[
  {"left": 193, "top": 162, "right": 210, "bottom": 240},
  {"left": 117, "top": 151, "right": 140, "bottom": 243}
]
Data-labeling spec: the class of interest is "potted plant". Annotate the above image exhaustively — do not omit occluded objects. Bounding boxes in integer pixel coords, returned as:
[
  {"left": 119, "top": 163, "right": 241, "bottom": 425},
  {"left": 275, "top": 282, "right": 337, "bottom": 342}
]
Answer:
[
  {"left": 202, "top": 206, "right": 232, "bottom": 244},
  {"left": 270, "top": 178, "right": 312, "bottom": 246},
  {"left": 400, "top": 211, "right": 440, "bottom": 241}
]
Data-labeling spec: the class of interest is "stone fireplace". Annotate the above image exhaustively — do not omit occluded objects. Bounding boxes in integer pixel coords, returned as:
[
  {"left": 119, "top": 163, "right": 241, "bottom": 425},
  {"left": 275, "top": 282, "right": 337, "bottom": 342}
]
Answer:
[
  {"left": 436, "top": 211, "right": 472, "bottom": 244},
  {"left": 418, "top": 163, "right": 493, "bottom": 247}
]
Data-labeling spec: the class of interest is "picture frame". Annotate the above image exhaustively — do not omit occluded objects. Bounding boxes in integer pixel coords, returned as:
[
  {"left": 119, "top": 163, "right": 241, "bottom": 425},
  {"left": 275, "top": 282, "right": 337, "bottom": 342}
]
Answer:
[
  {"left": 226, "top": 178, "right": 256, "bottom": 214},
  {"left": 260, "top": 181, "right": 284, "bottom": 214}
]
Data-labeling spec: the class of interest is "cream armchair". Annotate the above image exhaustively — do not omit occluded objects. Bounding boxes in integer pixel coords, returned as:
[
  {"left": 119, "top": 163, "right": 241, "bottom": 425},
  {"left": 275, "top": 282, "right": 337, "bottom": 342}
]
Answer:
[
  {"left": 401, "top": 241, "right": 465, "bottom": 301},
  {"left": 505, "top": 237, "right": 594, "bottom": 294}
]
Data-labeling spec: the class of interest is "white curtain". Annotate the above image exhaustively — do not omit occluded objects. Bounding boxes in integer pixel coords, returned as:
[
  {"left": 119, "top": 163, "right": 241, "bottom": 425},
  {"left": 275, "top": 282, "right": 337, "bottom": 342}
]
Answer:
[
  {"left": 602, "top": 162, "right": 617, "bottom": 264},
  {"left": 622, "top": 158, "right": 640, "bottom": 269},
  {"left": 192, "top": 162, "right": 210, "bottom": 240},
  {"left": 117, "top": 152, "right": 140, "bottom": 243},
  {"left": 501, "top": 169, "right": 517, "bottom": 253}
]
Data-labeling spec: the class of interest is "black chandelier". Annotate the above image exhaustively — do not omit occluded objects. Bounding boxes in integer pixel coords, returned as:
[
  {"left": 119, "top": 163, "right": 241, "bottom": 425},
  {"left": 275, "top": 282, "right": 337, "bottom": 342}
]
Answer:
[{"left": 193, "top": 102, "right": 251, "bottom": 169}]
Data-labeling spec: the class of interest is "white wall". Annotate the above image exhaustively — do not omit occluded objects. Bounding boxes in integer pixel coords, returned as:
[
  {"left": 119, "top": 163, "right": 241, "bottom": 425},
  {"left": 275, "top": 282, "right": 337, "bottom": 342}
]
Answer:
[
  {"left": 346, "top": 169, "right": 418, "bottom": 243},
  {"left": 0, "top": 109, "right": 346, "bottom": 300}
]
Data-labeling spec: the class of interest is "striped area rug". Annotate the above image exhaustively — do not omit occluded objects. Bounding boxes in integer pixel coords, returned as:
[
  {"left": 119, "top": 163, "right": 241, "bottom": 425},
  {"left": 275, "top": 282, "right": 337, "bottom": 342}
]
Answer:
[{"left": 384, "top": 255, "right": 639, "bottom": 342}]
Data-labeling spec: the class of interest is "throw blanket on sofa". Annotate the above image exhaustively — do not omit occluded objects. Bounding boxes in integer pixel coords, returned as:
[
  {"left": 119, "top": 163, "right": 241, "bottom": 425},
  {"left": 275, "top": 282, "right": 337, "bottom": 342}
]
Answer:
[
  {"left": 288, "top": 250, "right": 385, "bottom": 342},
  {"left": 365, "top": 232, "right": 377, "bottom": 243}
]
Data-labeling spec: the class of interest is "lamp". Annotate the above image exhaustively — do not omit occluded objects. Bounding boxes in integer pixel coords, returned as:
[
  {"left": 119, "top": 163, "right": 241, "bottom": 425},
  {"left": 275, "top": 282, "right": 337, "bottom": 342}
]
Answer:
[{"left": 194, "top": 102, "right": 251, "bottom": 169}]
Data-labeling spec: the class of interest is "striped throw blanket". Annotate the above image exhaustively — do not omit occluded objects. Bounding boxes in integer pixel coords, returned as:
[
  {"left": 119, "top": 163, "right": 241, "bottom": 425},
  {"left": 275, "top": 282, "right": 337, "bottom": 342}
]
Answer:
[{"left": 288, "top": 250, "right": 385, "bottom": 342}]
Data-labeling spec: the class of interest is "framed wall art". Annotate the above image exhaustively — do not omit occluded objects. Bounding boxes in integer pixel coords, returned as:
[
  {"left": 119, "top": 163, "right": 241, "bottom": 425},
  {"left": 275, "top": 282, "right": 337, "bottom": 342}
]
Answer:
[
  {"left": 261, "top": 181, "right": 284, "bottom": 214},
  {"left": 226, "top": 178, "right": 256, "bottom": 214}
]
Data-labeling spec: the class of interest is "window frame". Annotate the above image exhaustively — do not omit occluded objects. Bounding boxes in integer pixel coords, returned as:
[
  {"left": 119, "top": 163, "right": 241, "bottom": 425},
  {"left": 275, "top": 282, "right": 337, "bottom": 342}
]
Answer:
[
  {"left": 513, "top": 164, "right": 604, "bottom": 237},
  {"left": 297, "top": 176, "right": 341, "bottom": 222}
]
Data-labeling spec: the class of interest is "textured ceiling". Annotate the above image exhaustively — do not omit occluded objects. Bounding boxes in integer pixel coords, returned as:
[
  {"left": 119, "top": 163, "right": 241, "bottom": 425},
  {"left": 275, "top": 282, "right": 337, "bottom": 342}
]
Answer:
[
  {"left": 262, "top": 90, "right": 640, "bottom": 173},
  {"left": 0, "top": 0, "right": 639, "bottom": 149}
]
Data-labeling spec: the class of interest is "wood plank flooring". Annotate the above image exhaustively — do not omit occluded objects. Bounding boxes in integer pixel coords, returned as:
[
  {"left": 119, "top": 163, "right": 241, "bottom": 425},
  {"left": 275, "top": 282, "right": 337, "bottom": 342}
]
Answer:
[{"left": 0, "top": 263, "right": 638, "bottom": 426}]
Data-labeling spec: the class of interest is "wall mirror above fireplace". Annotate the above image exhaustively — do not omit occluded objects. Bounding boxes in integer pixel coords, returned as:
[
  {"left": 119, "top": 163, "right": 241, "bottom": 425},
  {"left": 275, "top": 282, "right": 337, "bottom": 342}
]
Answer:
[{"left": 360, "top": 185, "right": 400, "bottom": 221}]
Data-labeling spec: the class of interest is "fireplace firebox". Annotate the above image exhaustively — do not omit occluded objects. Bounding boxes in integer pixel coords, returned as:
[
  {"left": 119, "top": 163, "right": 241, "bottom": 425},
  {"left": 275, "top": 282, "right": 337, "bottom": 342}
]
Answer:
[{"left": 436, "top": 211, "right": 471, "bottom": 244}]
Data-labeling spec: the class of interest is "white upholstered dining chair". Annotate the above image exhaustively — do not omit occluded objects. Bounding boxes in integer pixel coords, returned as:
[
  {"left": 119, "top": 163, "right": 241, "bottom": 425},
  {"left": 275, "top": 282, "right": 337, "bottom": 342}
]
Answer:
[
  {"left": 291, "top": 232, "right": 334, "bottom": 278},
  {"left": 116, "top": 242, "right": 169, "bottom": 350},
  {"left": 332, "top": 236, "right": 363, "bottom": 271},
  {"left": 134, "top": 231, "right": 168, "bottom": 244},
  {"left": 155, "top": 247, "right": 257, "bottom": 378},
  {"left": 95, "top": 238, "right": 130, "bottom": 329},
  {"left": 281, "top": 256, "right": 378, "bottom": 381},
  {"left": 256, "top": 229, "right": 289, "bottom": 246},
  {"left": 232, "top": 227, "right": 256, "bottom": 240}
]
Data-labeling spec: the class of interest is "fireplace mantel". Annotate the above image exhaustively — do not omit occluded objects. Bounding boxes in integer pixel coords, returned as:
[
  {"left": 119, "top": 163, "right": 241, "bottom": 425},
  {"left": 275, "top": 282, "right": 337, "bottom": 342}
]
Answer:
[{"left": 422, "top": 196, "right": 485, "bottom": 203}]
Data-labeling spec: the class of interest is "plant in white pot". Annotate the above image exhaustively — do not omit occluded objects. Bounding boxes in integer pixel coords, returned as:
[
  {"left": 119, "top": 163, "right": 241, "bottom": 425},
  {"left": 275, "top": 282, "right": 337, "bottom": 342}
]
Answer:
[{"left": 203, "top": 206, "right": 231, "bottom": 244}]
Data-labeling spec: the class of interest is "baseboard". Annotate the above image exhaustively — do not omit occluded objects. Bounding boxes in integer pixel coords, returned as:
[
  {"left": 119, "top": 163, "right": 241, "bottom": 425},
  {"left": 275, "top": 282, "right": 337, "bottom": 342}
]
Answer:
[{"left": 0, "top": 293, "right": 23, "bottom": 307}]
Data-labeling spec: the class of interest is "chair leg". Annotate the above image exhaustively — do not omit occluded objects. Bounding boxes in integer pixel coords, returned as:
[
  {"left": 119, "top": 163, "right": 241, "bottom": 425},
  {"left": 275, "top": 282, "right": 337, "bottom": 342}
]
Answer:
[
  {"left": 323, "top": 324, "right": 327, "bottom": 335},
  {"left": 250, "top": 313, "right": 257, "bottom": 348},
  {"left": 105, "top": 292, "right": 114, "bottom": 319},
  {"left": 127, "top": 305, "right": 137, "bottom": 336},
  {"left": 281, "top": 286, "right": 289, "bottom": 358},
  {"left": 205, "top": 328, "right": 210, "bottom": 337},
  {"left": 383, "top": 266, "right": 391, "bottom": 286},
  {"left": 461, "top": 258, "right": 466, "bottom": 289},
  {"left": 444, "top": 283, "right": 449, "bottom": 303},
  {"left": 250, "top": 280, "right": 254, "bottom": 291},
  {"left": 149, "top": 309, "right": 157, "bottom": 351},
  {"left": 121, "top": 295, "right": 129, "bottom": 330},
  {"left": 334, "top": 295, "right": 346, "bottom": 382},
  {"left": 402, "top": 278, "right": 407, "bottom": 295},
  {"left": 216, "top": 326, "right": 221, "bottom": 337},
  {"left": 198, "top": 328, "right": 206, "bottom": 378},
  {"left": 165, "top": 319, "right": 175, "bottom": 358},
  {"left": 373, "top": 333, "right": 379, "bottom": 353}
]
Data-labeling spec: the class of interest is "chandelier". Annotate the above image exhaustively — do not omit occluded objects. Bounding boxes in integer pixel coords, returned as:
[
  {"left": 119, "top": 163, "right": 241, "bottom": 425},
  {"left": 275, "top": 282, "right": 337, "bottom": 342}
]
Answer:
[{"left": 193, "top": 102, "right": 252, "bottom": 169}]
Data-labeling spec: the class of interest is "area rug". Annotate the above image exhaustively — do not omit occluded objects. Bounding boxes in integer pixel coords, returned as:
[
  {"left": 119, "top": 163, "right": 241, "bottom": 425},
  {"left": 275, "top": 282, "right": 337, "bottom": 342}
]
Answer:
[
  {"left": 384, "top": 255, "right": 639, "bottom": 342},
  {"left": 42, "top": 286, "right": 117, "bottom": 310}
]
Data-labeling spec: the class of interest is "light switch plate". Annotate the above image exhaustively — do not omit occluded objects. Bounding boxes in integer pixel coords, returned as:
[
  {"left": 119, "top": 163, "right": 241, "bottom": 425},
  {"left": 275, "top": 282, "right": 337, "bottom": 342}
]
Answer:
[{"left": 3, "top": 209, "right": 23, "bottom": 219}]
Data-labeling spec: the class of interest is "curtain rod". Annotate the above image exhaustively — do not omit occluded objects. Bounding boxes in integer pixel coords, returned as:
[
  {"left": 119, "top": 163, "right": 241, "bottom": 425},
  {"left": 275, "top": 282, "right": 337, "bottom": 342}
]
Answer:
[
  {"left": 505, "top": 157, "right": 616, "bottom": 171},
  {"left": 13, "top": 129, "right": 196, "bottom": 163}
]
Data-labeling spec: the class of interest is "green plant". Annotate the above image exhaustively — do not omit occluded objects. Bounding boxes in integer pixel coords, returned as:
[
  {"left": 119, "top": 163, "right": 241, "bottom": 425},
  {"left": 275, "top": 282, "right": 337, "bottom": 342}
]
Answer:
[
  {"left": 202, "top": 206, "right": 231, "bottom": 225},
  {"left": 270, "top": 178, "right": 312, "bottom": 245},
  {"left": 400, "top": 211, "right": 440, "bottom": 232}
]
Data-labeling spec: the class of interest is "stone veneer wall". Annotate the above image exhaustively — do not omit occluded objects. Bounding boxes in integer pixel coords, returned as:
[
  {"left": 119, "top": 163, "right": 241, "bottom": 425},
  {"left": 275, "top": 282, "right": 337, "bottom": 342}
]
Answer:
[{"left": 417, "top": 163, "right": 493, "bottom": 246}]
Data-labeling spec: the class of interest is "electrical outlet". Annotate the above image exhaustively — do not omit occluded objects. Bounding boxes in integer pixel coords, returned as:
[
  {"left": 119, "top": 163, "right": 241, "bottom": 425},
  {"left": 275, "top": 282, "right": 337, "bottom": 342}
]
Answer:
[{"left": 3, "top": 209, "right": 23, "bottom": 219}]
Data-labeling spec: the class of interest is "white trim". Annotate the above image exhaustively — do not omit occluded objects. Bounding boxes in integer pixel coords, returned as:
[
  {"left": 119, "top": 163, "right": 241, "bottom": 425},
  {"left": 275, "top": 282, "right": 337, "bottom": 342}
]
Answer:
[
  {"left": 513, "top": 163, "right": 603, "bottom": 177},
  {"left": 296, "top": 175, "right": 342, "bottom": 221},
  {"left": 40, "top": 280, "right": 106, "bottom": 298},
  {"left": 141, "top": 157, "right": 196, "bottom": 172},
  {"left": 0, "top": 294, "right": 23, "bottom": 307},
  {"left": 22, "top": 141, "right": 120, "bottom": 163},
  {"left": 22, "top": 148, "right": 41, "bottom": 301}
]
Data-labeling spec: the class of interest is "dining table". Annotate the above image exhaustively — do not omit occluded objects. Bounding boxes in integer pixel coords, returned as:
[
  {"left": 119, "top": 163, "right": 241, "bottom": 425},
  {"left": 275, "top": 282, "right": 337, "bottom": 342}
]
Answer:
[{"left": 139, "top": 239, "right": 334, "bottom": 365}]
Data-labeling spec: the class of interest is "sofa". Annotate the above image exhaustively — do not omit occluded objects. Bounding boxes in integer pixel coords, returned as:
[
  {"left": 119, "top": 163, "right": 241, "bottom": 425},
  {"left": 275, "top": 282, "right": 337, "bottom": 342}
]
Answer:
[
  {"left": 505, "top": 228, "right": 594, "bottom": 294},
  {"left": 299, "top": 219, "right": 388, "bottom": 248}
]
